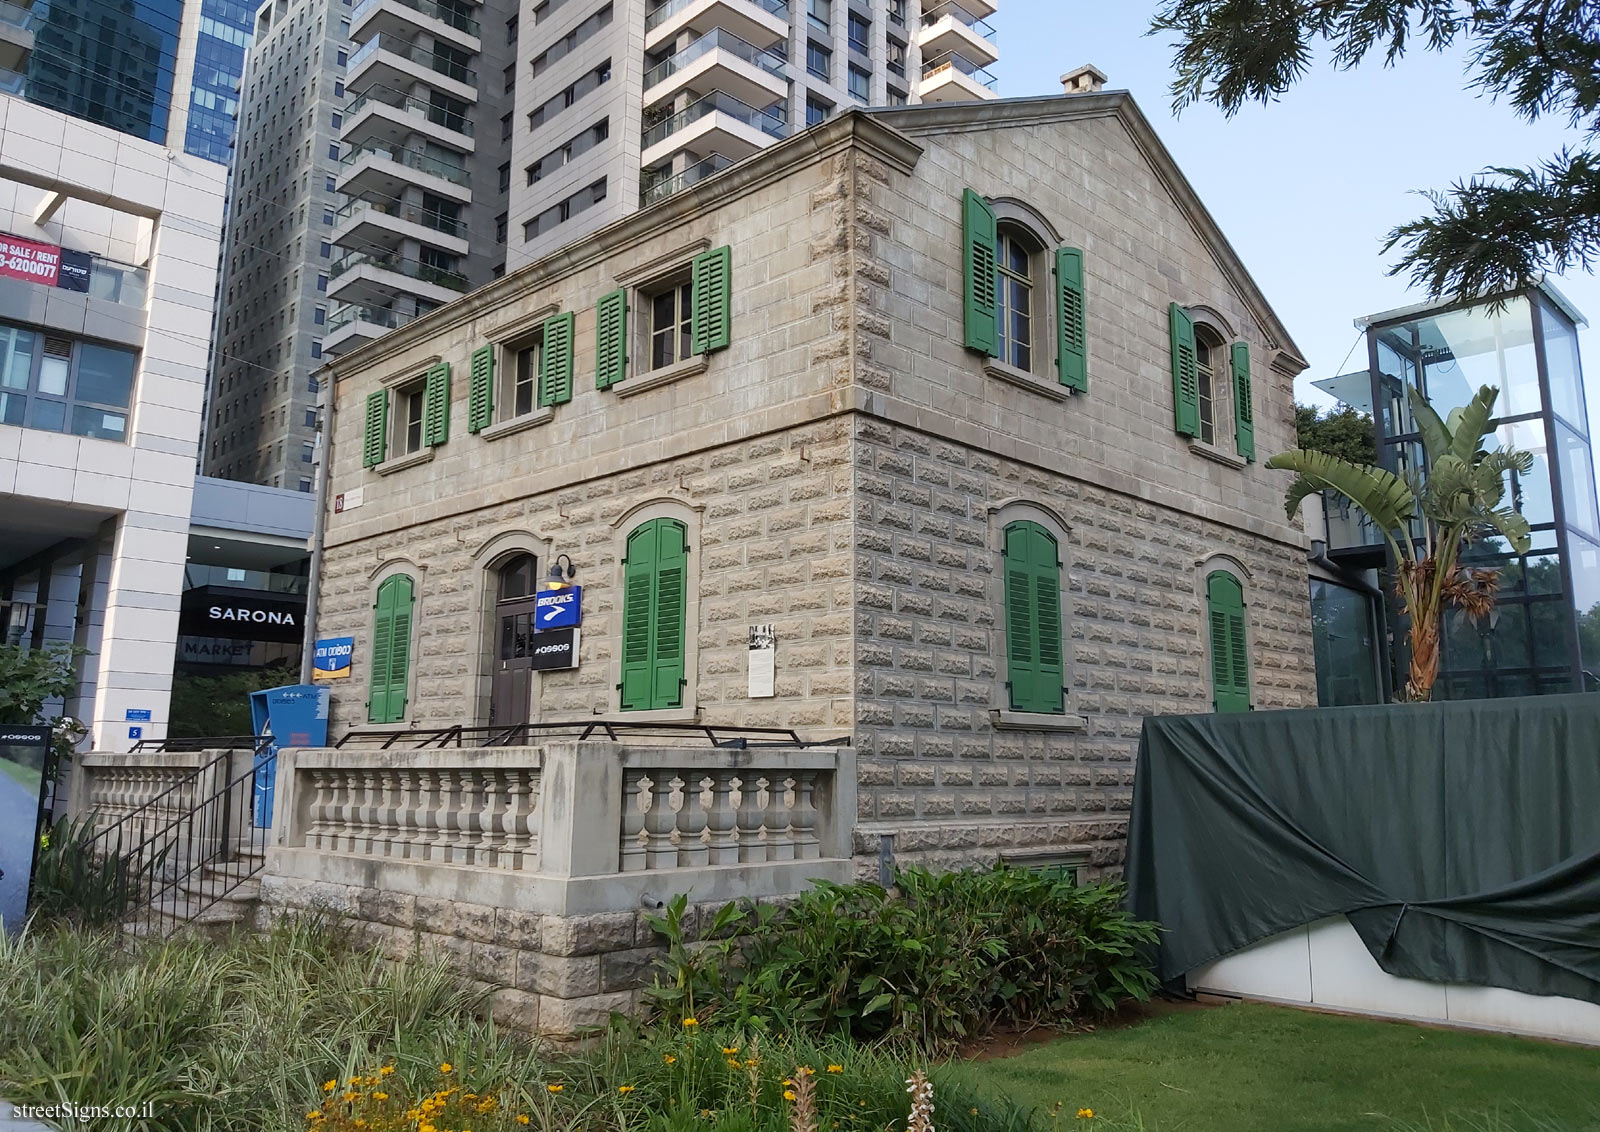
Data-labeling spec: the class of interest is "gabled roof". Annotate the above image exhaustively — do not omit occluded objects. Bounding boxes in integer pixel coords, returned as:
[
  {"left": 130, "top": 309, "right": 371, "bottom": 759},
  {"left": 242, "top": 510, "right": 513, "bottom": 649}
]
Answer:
[{"left": 864, "top": 92, "right": 1308, "bottom": 375}]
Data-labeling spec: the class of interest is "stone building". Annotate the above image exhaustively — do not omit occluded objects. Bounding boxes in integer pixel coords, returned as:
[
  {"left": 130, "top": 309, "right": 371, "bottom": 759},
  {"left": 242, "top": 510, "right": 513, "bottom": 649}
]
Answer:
[{"left": 306, "top": 84, "right": 1317, "bottom": 878}]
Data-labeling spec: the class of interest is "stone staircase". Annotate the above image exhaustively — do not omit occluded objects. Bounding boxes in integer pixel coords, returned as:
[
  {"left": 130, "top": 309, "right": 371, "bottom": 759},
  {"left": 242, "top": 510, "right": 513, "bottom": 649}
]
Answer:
[{"left": 120, "top": 847, "right": 266, "bottom": 939}]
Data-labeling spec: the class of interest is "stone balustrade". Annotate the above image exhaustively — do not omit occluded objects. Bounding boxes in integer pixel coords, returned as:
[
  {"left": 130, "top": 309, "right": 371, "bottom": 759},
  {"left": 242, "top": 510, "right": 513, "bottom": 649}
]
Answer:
[
  {"left": 619, "top": 764, "right": 824, "bottom": 870},
  {"left": 300, "top": 761, "right": 542, "bottom": 870},
  {"left": 71, "top": 750, "right": 246, "bottom": 838},
  {"left": 269, "top": 742, "right": 855, "bottom": 916}
]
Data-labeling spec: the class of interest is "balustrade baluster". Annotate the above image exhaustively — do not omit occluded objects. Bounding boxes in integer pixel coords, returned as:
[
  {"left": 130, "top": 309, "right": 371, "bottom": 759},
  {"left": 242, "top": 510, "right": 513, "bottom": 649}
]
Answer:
[
  {"left": 620, "top": 771, "right": 649, "bottom": 872},
  {"left": 338, "top": 771, "right": 362, "bottom": 853},
  {"left": 502, "top": 770, "right": 530, "bottom": 869},
  {"left": 394, "top": 770, "right": 421, "bottom": 859},
  {"left": 681, "top": 774, "right": 713, "bottom": 868},
  {"left": 706, "top": 771, "right": 738, "bottom": 865},
  {"left": 429, "top": 770, "right": 457, "bottom": 862},
  {"left": 457, "top": 771, "right": 481, "bottom": 866},
  {"left": 792, "top": 771, "right": 821, "bottom": 858},
  {"left": 768, "top": 776, "right": 796, "bottom": 862},
  {"left": 480, "top": 771, "right": 505, "bottom": 868}
]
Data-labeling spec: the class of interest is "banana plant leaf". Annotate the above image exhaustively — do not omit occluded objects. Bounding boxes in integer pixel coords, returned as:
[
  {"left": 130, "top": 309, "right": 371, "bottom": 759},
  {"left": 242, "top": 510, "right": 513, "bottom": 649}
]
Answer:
[{"left": 1265, "top": 449, "right": 1417, "bottom": 533}]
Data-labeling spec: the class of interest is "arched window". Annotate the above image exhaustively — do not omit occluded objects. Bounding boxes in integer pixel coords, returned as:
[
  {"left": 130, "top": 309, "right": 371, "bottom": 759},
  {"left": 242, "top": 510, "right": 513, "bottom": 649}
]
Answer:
[
  {"left": 996, "top": 225, "right": 1039, "bottom": 371},
  {"left": 620, "top": 518, "right": 688, "bottom": 711},
  {"left": 1002, "top": 520, "right": 1065, "bottom": 714},
  {"left": 369, "top": 573, "right": 415, "bottom": 723},
  {"left": 1205, "top": 569, "right": 1251, "bottom": 713},
  {"left": 1195, "top": 326, "right": 1229, "bottom": 448}
]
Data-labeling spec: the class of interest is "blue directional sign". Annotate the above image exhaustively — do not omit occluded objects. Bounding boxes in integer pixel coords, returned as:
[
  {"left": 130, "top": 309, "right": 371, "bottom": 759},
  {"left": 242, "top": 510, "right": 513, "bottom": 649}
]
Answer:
[
  {"left": 125, "top": 708, "right": 151, "bottom": 721},
  {"left": 312, "top": 636, "right": 355, "bottom": 680},
  {"left": 535, "top": 585, "right": 582, "bottom": 631}
]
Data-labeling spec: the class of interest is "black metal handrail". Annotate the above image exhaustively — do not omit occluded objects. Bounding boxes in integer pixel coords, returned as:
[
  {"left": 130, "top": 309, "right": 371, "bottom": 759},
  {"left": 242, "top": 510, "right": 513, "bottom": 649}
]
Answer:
[
  {"left": 89, "top": 752, "right": 274, "bottom": 937},
  {"left": 130, "top": 735, "right": 267, "bottom": 753},
  {"left": 334, "top": 721, "right": 851, "bottom": 749}
]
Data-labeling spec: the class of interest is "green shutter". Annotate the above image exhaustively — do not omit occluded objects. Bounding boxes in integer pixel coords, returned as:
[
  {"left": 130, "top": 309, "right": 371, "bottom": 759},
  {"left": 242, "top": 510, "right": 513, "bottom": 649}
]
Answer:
[
  {"left": 1055, "top": 246, "right": 1087, "bottom": 391},
  {"left": 596, "top": 288, "right": 628, "bottom": 389},
  {"left": 1206, "top": 571, "right": 1250, "bottom": 714},
  {"left": 1232, "top": 341, "right": 1255, "bottom": 461},
  {"left": 422, "top": 362, "right": 450, "bottom": 446},
  {"left": 369, "top": 574, "right": 414, "bottom": 723},
  {"left": 963, "top": 188, "right": 998, "bottom": 356},
  {"left": 620, "top": 518, "right": 688, "bottom": 711},
  {"left": 467, "top": 345, "right": 494, "bottom": 432},
  {"left": 1170, "top": 303, "right": 1200, "bottom": 437},
  {"left": 690, "top": 246, "right": 732, "bottom": 355},
  {"left": 1003, "top": 521, "right": 1065, "bottom": 714},
  {"left": 538, "top": 312, "right": 575, "bottom": 406},
  {"left": 362, "top": 390, "right": 388, "bottom": 468}
]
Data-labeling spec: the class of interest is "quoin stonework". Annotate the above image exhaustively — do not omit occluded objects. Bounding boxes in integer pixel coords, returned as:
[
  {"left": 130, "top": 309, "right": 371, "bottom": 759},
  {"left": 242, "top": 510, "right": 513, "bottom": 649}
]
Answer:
[{"left": 246, "top": 87, "right": 1318, "bottom": 1037}]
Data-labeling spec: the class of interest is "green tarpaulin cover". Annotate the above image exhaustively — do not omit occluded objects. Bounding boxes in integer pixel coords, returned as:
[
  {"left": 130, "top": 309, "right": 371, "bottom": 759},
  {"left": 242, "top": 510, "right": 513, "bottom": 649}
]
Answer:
[{"left": 1126, "top": 694, "right": 1600, "bottom": 1003}]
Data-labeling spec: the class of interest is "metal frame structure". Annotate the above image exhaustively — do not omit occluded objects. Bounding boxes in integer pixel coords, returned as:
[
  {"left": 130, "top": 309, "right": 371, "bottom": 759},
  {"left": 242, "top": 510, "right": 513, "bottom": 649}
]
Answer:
[{"left": 1357, "top": 282, "right": 1596, "bottom": 698}]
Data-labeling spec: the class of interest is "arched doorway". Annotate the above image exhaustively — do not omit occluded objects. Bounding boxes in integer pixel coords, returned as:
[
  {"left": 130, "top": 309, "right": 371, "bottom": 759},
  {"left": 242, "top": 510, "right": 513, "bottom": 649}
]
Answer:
[{"left": 490, "top": 552, "right": 538, "bottom": 727}]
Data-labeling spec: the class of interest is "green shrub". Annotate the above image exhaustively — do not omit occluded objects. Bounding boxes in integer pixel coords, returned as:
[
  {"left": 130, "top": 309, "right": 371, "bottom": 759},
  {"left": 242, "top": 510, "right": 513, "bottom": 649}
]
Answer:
[
  {"left": 0, "top": 916, "right": 1035, "bottom": 1132},
  {"left": 644, "top": 866, "right": 1159, "bottom": 1053},
  {"left": 27, "top": 815, "right": 156, "bottom": 928}
]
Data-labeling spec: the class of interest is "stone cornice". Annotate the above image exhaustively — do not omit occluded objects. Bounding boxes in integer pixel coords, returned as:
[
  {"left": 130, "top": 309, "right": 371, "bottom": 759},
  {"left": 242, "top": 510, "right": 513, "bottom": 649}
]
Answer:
[{"left": 323, "top": 114, "right": 926, "bottom": 385}]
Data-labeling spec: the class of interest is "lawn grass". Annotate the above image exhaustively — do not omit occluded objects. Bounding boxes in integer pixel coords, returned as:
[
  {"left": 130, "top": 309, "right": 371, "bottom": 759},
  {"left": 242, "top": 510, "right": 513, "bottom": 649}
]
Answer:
[{"left": 961, "top": 1000, "right": 1600, "bottom": 1132}]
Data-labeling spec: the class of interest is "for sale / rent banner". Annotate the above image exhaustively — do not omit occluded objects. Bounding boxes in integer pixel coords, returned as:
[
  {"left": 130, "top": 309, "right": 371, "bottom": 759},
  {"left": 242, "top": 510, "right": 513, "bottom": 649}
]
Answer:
[{"left": 0, "top": 234, "right": 61, "bottom": 286}]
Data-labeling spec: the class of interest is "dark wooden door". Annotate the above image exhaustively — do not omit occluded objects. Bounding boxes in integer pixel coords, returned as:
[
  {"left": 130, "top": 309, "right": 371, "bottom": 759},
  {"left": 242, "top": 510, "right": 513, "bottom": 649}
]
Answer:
[{"left": 490, "top": 597, "right": 537, "bottom": 726}]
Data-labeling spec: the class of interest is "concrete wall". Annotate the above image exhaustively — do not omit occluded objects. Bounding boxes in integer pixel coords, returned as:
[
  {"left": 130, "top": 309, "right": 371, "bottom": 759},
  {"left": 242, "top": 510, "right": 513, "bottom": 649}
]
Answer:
[
  {"left": 0, "top": 97, "right": 228, "bottom": 750},
  {"left": 312, "top": 99, "right": 1316, "bottom": 875},
  {"left": 1192, "top": 917, "right": 1600, "bottom": 1048}
]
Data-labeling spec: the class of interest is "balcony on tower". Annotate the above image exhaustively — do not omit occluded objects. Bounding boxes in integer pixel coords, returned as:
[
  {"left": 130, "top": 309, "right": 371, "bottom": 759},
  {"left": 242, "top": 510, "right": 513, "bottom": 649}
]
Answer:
[
  {"left": 346, "top": 33, "right": 479, "bottom": 105},
  {"left": 340, "top": 85, "right": 476, "bottom": 155},
  {"left": 643, "top": 0, "right": 788, "bottom": 54},
  {"left": 350, "top": 0, "right": 481, "bottom": 56},
  {"left": 917, "top": 1, "right": 996, "bottom": 69},
  {"left": 330, "top": 194, "right": 470, "bottom": 259},
  {"left": 326, "top": 247, "right": 468, "bottom": 307},
  {"left": 0, "top": 0, "right": 35, "bottom": 89},
  {"left": 640, "top": 89, "right": 787, "bottom": 170},
  {"left": 642, "top": 27, "right": 787, "bottom": 114},
  {"left": 324, "top": 303, "right": 418, "bottom": 356},
  {"left": 334, "top": 140, "right": 472, "bottom": 205},
  {"left": 918, "top": 48, "right": 996, "bottom": 102}
]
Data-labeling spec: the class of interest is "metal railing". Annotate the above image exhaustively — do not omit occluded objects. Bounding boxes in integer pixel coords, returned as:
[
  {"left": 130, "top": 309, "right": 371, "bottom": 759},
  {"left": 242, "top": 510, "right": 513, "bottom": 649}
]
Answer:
[
  {"left": 643, "top": 26, "right": 787, "bottom": 90},
  {"left": 130, "top": 735, "right": 266, "bottom": 753},
  {"left": 327, "top": 303, "right": 416, "bottom": 333},
  {"left": 644, "top": 0, "right": 787, "bottom": 33},
  {"left": 921, "top": 0, "right": 995, "bottom": 40},
  {"left": 334, "top": 720, "right": 850, "bottom": 749},
  {"left": 337, "top": 141, "right": 472, "bottom": 185},
  {"left": 642, "top": 152, "right": 734, "bottom": 204},
  {"left": 642, "top": 89, "right": 788, "bottom": 148},
  {"left": 333, "top": 195, "right": 468, "bottom": 238},
  {"left": 920, "top": 49, "right": 996, "bottom": 88},
  {"left": 75, "top": 739, "right": 273, "bottom": 936},
  {"left": 343, "top": 85, "right": 474, "bottom": 136},
  {"left": 328, "top": 247, "right": 469, "bottom": 291},
  {"left": 347, "top": 34, "right": 478, "bottom": 85},
  {"left": 351, "top": 0, "right": 480, "bottom": 36}
]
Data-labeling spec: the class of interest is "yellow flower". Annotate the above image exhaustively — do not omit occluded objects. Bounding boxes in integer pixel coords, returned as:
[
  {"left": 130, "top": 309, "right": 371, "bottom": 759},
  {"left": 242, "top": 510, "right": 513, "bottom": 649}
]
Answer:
[
  {"left": 548, "top": 1085, "right": 564, "bottom": 1094},
  {"left": 726, "top": 1059, "right": 742, "bottom": 1069},
  {"left": 348, "top": 1077, "right": 361, "bottom": 1086},
  {"left": 721, "top": 1047, "right": 739, "bottom": 1055},
  {"left": 618, "top": 1086, "right": 635, "bottom": 1095},
  {"left": 421, "top": 1124, "right": 437, "bottom": 1132},
  {"left": 783, "top": 1091, "right": 797, "bottom": 1102},
  {"left": 440, "top": 1063, "right": 454, "bottom": 1074},
  {"left": 826, "top": 1065, "right": 843, "bottom": 1074},
  {"left": 682, "top": 1017, "right": 699, "bottom": 1027},
  {"left": 797, "top": 1067, "right": 815, "bottom": 1077},
  {"left": 305, "top": 1112, "right": 321, "bottom": 1120},
  {"left": 354, "top": 1121, "right": 367, "bottom": 1129},
  {"left": 664, "top": 1055, "right": 677, "bottom": 1065},
  {"left": 342, "top": 1092, "right": 357, "bottom": 1102},
  {"left": 970, "top": 1108, "right": 979, "bottom": 1116},
  {"left": 323, "top": 1081, "right": 337, "bottom": 1093},
  {"left": 373, "top": 1092, "right": 389, "bottom": 1101},
  {"left": 1076, "top": 1109, "right": 1094, "bottom": 1121},
  {"left": 517, "top": 1116, "right": 530, "bottom": 1125},
  {"left": 380, "top": 1066, "right": 396, "bottom": 1076}
]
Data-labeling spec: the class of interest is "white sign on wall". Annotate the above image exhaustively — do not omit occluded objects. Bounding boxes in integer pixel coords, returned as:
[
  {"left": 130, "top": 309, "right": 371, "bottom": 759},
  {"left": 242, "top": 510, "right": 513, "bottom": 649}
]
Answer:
[{"left": 748, "top": 623, "right": 776, "bottom": 699}]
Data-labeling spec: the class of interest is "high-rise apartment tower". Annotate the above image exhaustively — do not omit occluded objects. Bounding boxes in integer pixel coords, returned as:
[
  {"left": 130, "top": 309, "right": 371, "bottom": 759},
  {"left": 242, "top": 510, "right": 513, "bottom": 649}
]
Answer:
[{"left": 205, "top": 0, "right": 998, "bottom": 482}]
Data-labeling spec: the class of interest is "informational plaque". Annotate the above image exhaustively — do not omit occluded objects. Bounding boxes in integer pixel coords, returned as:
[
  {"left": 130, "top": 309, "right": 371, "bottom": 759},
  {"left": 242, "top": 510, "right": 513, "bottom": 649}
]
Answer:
[{"left": 748, "top": 623, "right": 776, "bottom": 698}]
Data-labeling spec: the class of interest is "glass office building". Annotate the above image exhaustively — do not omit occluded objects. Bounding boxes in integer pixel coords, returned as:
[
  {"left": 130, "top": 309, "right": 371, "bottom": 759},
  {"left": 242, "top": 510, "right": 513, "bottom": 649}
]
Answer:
[
  {"left": 1316, "top": 281, "right": 1599, "bottom": 699},
  {"left": 26, "top": 0, "right": 183, "bottom": 143},
  {"left": 183, "top": 0, "right": 251, "bottom": 162}
]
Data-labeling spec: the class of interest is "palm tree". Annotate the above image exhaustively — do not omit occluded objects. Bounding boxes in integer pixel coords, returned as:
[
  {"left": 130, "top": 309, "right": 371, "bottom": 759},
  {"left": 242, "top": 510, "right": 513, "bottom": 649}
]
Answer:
[{"left": 1268, "top": 384, "right": 1533, "bottom": 702}]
